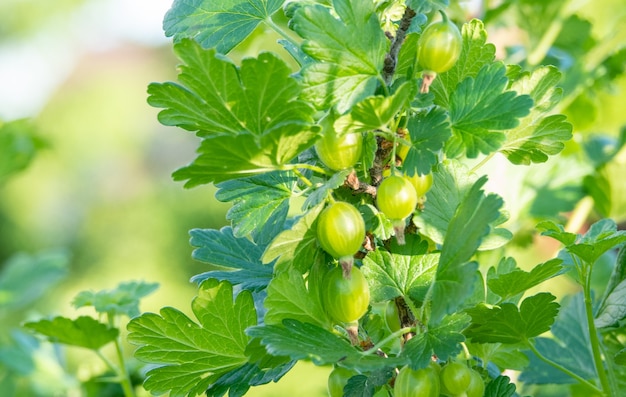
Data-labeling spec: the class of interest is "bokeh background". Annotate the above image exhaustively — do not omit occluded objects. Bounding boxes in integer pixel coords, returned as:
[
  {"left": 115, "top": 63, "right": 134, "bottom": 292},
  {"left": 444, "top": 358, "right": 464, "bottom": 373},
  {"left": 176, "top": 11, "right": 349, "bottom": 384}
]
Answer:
[{"left": 1, "top": 0, "right": 625, "bottom": 396}]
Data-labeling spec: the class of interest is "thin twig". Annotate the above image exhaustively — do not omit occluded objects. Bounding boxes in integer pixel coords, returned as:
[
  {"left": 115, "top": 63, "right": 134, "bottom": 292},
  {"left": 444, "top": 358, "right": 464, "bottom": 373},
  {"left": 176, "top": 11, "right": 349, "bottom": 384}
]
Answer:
[{"left": 382, "top": 7, "right": 417, "bottom": 85}]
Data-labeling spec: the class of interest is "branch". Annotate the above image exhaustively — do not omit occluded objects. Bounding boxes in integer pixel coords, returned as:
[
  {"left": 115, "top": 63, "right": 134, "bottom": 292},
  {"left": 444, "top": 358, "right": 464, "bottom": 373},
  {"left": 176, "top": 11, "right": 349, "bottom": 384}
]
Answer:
[{"left": 382, "top": 6, "right": 417, "bottom": 85}]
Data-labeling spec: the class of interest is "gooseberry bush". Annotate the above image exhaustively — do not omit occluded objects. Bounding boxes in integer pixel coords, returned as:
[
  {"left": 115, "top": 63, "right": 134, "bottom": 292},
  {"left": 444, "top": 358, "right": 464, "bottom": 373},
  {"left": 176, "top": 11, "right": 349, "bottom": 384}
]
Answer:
[{"left": 125, "top": 0, "right": 626, "bottom": 396}]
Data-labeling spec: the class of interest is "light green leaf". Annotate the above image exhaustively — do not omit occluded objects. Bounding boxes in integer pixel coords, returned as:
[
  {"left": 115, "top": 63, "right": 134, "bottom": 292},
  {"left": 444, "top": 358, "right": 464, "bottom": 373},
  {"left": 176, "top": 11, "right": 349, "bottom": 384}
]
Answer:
[
  {"left": 537, "top": 220, "right": 578, "bottom": 246},
  {"left": 262, "top": 204, "right": 324, "bottom": 273},
  {"left": 403, "top": 106, "right": 451, "bottom": 176},
  {"left": 163, "top": 0, "right": 284, "bottom": 53},
  {"left": 430, "top": 19, "right": 496, "bottom": 108},
  {"left": 189, "top": 227, "right": 272, "bottom": 291},
  {"left": 488, "top": 258, "right": 565, "bottom": 302},
  {"left": 127, "top": 279, "right": 256, "bottom": 397},
  {"left": 500, "top": 66, "right": 573, "bottom": 164},
  {"left": 0, "top": 119, "right": 46, "bottom": 184},
  {"left": 264, "top": 269, "right": 330, "bottom": 328},
  {"left": 447, "top": 62, "right": 533, "bottom": 158},
  {"left": 291, "top": 0, "right": 388, "bottom": 112},
  {"left": 361, "top": 235, "right": 438, "bottom": 303},
  {"left": 246, "top": 319, "right": 407, "bottom": 372},
  {"left": 72, "top": 281, "right": 158, "bottom": 318},
  {"left": 24, "top": 316, "right": 118, "bottom": 350},
  {"left": 464, "top": 293, "right": 559, "bottom": 344},
  {"left": 216, "top": 171, "right": 297, "bottom": 242},
  {"left": 172, "top": 128, "right": 319, "bottom": 186},
  {"left": 568, "top": 219, "right": 626, "bottom": 264},
  {"left": 303, "top": 169, "right": 351, "bottom": 210},
  {"left": 334, "top": 82, "right": 416, "bottom": 133}
]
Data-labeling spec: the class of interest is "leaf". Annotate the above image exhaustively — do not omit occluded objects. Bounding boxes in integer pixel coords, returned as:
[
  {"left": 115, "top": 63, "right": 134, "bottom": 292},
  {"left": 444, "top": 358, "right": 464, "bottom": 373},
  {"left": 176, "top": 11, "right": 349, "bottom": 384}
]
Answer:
[
  {"left": 361, "top": 235, "right": 438, "bottom": 303},
  {"left": 484, "top": 376, "right": 516, "bottom": 397},
  {"left": 127, "top": 279, "right": 256, "bottom": 397},
  {"left": 0, "top": 119, "right": 46, "bottom": 184},
  {"left": 616, "top": 348, "right": 626, "bottom": 366},
  {"left": 189, "top": 227, "right": 272, "bottom": 291},
  {"left": 262, "top": 204, "right": 324, "bottom": 274},
  {"left": 163, "top": 0, "right": 284, "bottom": 54},
  {"left": 413, "top": 160, "right": 510, "bottom": 250},
  {"left": 215, "top": 171, "right": 297, "bottom": 242},
  {"left": 430, "top": 19, "right": 496, "bottom": 108},
  {"left": 205, "top": 361, "right": 296, "bottom": 397},
  {"left": 402, "top": 106, "right": 452, "bottom": 177},
  {"left": 72, "top": 281, "right": 159, "bottom": 318},
  {"left": 430, "top": 172, "right": 505, "bottom": 323},
  {"left": 519, "top": 293, "right": 597, "bottom": 384},
  {"left": 303, "top": 169, "right": 351, "bottom": 210},
  {"left": 537, "top": 220, "right": 577, "bottom": 246},
  {"left": 406, "top": 0, "right": 449, "bottom": 13},
  {"left": 343, "top": 369, "right": 393, "bottom": 397},
  {"left": 291, "top": 0, "right": 388, "bottom": 112},
  {"left": 334, "top": 82, "right": 416, "bottom": 133},
  {"left": 0, "top": 250, "right": 69, "bottom": 312},
  {"left": 246, "top": 319, "right": 407, "bottom": 372},
  {"left": 24, "top": 316, "right": 118, "bottom": 350},
  {"left": 564, "top": 219, "right": 626, "bottom": 264},
  {"left": 401, "top": 313, "right": 469, "bottom": 369},
  {"left": 500, "top": 66, "right": 573, "bottom": 164},
  {"left": 264, "top": 269, "right": 330, "bottom": 329},
  {"left": 596, "top": 245, "right": 626, "bottom": 327},
  {"left": 488, "top": 258, "right": 565, "bottom": 302},
  {"left": 447, "top": 62, "right": 533, "bottom": 158},
  {"left": 464, "top": 293, "right": 559, "bottom": 344}
]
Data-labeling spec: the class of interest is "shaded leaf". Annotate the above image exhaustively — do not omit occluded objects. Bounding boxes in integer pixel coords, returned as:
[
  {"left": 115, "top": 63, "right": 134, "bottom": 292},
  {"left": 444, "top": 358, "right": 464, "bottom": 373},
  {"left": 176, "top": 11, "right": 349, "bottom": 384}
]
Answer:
[
  {"left": 73, "top": 281, "right": 158, "bottom": 318},
  {"left": 488, "top": 258, "right": 565, "bottom": 302},
  {"left": 484, "top": 376, "right": 516, "bottom": 397}
]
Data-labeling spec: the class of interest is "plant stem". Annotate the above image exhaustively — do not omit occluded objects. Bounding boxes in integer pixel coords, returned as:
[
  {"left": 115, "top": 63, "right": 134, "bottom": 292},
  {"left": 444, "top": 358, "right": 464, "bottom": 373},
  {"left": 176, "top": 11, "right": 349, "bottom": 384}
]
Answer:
[
  {"left": 284, "top": 163, "right": 332, "bottom": 176},
  {"left": 107, "top": 313, "right": 136, "bottom": 397},
  {"left": 528, "top": 341, "right": 603, "bottom": 394},
  {"left": 583, "top": 272, "right": 612, "bottom": 396},
  {"left": 292, "top": 168, "right": 314, "bottom": 187},
  {"left": 361, "top": 327, "right": 414, "bottom": 356},
  {"left": 469, "top": 153, "right": 495, "bottom": 174},
  {"left": 264, "top": 17, "right": 300, "bottom": 49},
  {"left": 525, "top": 0, "right": 572, "bottom": 66}
]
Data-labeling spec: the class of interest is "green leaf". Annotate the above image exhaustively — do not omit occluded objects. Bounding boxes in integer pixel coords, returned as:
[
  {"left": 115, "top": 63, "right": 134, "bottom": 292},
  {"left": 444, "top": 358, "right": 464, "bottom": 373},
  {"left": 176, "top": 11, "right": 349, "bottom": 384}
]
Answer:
[
  {"left": 468, "top": 342, "right": 529, "bottom": 371},
  {"left": 361, "top": 235, "right": 438, "bottom": 303},
  {"left": 569, "top": 219, "right": 626, "bottom": 264},
  {"left": 216, "top": 171, "right": 297, "bottom": 242},
  {"left": 264, "top": 269, "right": 330, "bottom": 329},
  {"left": 537, "top": 220, "right": 577, "bottom": 246},
  {"left": 262, "top": 204, "right": 324, "bottom": 273},
  {"left": 24, "top": 316, "right": 118, "bottom": 350},
  {"left": 430, "top": 173, "right": 505, "bottom": 323},
  {"left": 0, "top": 119, "right": 46, "bottom": 184},
  {"left": 464, "top": 293, "right": 559, "bottom": 344},
  {"left": 401, "top": 313, "right": 469, "bottom": 369},
  {"left": 430, "top": 19, "right": 496, "bottom": 108},
  {"left": 291, "top": 0, "right": 388, "bottom": 112},
  {"left": 344, "top": 369, "right": 393, "bottom": 397},
  {"left": 447, "top": 62, "right": 533, "bottom": 158},
  {"left": 163, "top": 0, "right": 284, "bottom": 53},
  {"left": 246, "top": 319, "right": 407, "bottom": 372},
  {"left": 205, "top": 361, "right": 296, "bottom": 397},
  {"left": 499, "top": 66, "right": 573, "bottom": 164},
  {"left": 403, "top": 106, "right": 452, "bottom": 176},
  {"left": 303, "top": 169, "right": 351, "bottom": 210},
  {"left": 484, "top": 376, "right": 516, "bottom": 397},
  {"left": 189, "top": 227, "right": 272, "bottom": 291},
  {"left": 519, "top": 293, "right": 597, "bottom": 384},
  {"left": 128, "top": 279, "right": 256, "bottom": 397},
  {"left": 595, "top": 246, "right": 626, "bottom": 327},
  {"left": 0, "top": 250, "right": 69, "bottom": 312},
  {"left": 406, "top": 0, "right": 449, "bottom": 13},
  {"left": 334, "top": 82, "right": 416, "bottom": 133},
  {"left": 72, "top": 281, "right": 158, "bottom": 318},
  {"left": 413, "top": 160, "right": 510, "bottom": 251},
  {"left": 616, "top": 348, "right": 626, "bottom": 366},
  {"left": 488, "top": 258, "right": 565, "bottom": 302}
]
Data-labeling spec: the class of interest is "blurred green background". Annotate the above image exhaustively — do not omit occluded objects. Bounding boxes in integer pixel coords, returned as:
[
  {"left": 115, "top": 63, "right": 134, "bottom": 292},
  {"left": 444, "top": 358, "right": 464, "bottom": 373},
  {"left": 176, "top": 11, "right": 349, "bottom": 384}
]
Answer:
[{"left": 0, "top": 0, "right": 625, "bottom": 396}]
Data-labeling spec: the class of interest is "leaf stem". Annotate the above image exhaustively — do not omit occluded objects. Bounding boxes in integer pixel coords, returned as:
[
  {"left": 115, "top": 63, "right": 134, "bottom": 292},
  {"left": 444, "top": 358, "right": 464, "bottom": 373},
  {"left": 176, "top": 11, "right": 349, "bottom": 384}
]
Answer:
[
  {"left": 292, "top": 168, "right": 314, "bottom": 187},
  {"left": 527, "top": 341, "right": 603, "bottom": 394},
  {"left": 525, "top": 0, "right": 573, "bottom": 66},
  {"left": 107, "top": 313, "right": 136, "bottom": 397},
  {"left": 265, "top": 16, "right": 300, "bottom": 49},
  {"left": 469, "top": 153, "right": 495, "bottom": 174},
  {"left": 284, "top": 163, "right": 332, "bottom": 176},
  {"left": 361, "top": 326, "right": 414, "bottom": 356}
]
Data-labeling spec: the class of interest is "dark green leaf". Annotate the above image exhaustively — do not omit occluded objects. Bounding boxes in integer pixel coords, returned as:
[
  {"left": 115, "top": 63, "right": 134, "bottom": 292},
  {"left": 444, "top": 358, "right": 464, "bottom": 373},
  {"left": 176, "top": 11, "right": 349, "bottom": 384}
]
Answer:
[
  {"left": 488, "top": 258, "right": 565, "bottom": 302},
  {"left": 500, "top": 66, "right": 572, "bottom": 164},
  {"left": 264, "top": 269, "right": 330, "bottom": 329},
  {"left": 401, "top": 313, "right": 469, "bottom": 369},
  {"left": 190, "top": 227, "right": 272, "bottom": 291},
  {"left": 247, "top": 319, "right": 407, "bottom": 372},
  {"left": 484, "top": 376, "right": 516, "bottom": 397},
  {"left": 361, "top": 235, "right": 438, "bottom": 303},
  {"left": 72, "top": 281, "right": 158, "bottom": 318},
  {"left": 0, "top": 250, "right": 69, "bottom": 312},
  {"left": 262, "top": 204, "right": 324, "bottom": 273},
  {"left": 447, "top": 62, "right": 533, "bottom": 158},
  {"left": 291, "top": 0, "right": 388, "bottom": 112},
  {"left": 205, "top": 361, "right": 296, "bottom": 397},
  {"left": 616, "top": 348, "right": 626, "bottom": 366},
  {"left": 24, "top": 316, "right": 118, "bottom": 350},
  {"left": 430, "top": 19, "right": 496, "bottom": 108},
  {"left": 163, "top": 0, "right": 284, "bottom": 53},
  {"left": 344, "top": 369, "right": 394, "bottom": 397},
  {"left": 403, "top": 106, "right": 451, "bottom": 176},
  {"left": 127, "top": 279, "right": 256, "bottom": 397},
  {"left": 216, "top": 171, "right": 297, "bottom": 242},
  {"left": 465, "top": 293, "right": 559, "bottom": 344}
]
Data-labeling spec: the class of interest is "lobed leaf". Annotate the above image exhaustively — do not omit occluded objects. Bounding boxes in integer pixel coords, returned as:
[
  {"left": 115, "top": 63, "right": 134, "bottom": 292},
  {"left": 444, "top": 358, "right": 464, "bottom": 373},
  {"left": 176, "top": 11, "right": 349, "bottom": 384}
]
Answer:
[
  {"left": 73, "top": 281, "right": 159, "bottom": 318},
  {"left": 484, "top": 376, "right": 517, "bottom": 397},
  {"left": 127, "top": 279, "right": 256, "bottom": 396},
  {"left": 403, "top": 106, "right": 452, "bottom": 176},
  {"left": 488, "top": 258, "right": 565, "bottom": 302},
  {"left": 24, "top": 316, "right": 118, "bottom": 350},
  {"left": 163, "top": 0, "right": 284, "bottom": 54}
]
